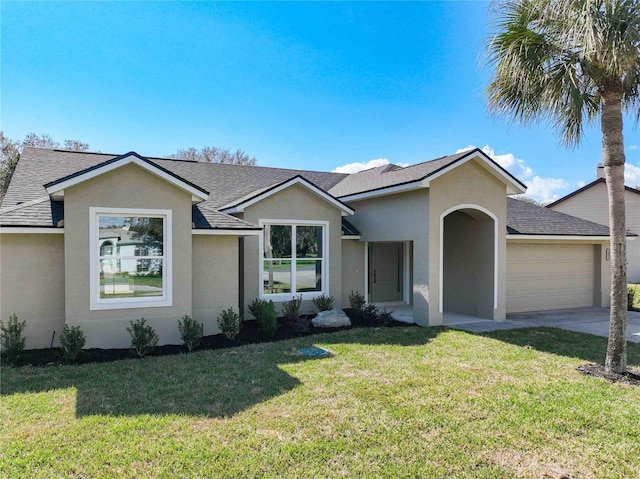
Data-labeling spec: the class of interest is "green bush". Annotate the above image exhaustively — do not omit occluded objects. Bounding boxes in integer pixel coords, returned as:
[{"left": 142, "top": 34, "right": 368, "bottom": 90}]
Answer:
[
  {"left": 178, "top": 315, "right": 203, "bottom": 352},
  {"left": 362, "top": 304, "right": 379, "bottom": 324},
  {"left": 312, "top": 294, "right": 334, "bottom": 312},
  {"left": 248, "top": 298, "right": 268, "bottom": 324},
  {"left": 126, "top": 318, "right": 159, "bottom": 358},
  {"left": 59, "top": 325, "right": 86, "bottom": 363},
  {"left": 217, "top": 307, "right": 243, "bottom": 340},
  {"left": 281, "top": 295, "right": 303, "bottom": 324},
  {"left": 0, "top": 314, "right": 26, "bottom": 365},
  {"left": 629, "top": 287, "right": 638, "bottom": 311},
  {"left": 378, "top": 308, "right": 394, "bottom": 327},
  {"left": 348, "top": 290, "right": 366, "bottom": 317},
  {"left": 260, "top": 300, "right": 279, "bottom": 338}
]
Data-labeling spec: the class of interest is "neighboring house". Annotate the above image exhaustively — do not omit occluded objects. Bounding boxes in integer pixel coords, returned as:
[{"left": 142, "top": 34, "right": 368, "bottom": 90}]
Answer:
[
  {"left": 0, "top": 147, "right": 617, "bottom": 349},
  {"left": 547, "top": 164, "right": 640, "bottom": 283}
]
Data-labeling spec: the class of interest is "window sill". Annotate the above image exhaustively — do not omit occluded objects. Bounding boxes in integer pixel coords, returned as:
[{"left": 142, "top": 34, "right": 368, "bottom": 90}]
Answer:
[
  {"left": 260, "top": 291, "right": 327, "bottom": 302},
  {"left": 90, "top": 298, "right": 172, "bottom": 311}
]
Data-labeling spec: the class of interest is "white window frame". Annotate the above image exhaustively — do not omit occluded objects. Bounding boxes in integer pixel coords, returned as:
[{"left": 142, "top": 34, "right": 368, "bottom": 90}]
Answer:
[
  {"left": 90, "top": 207, "right": 173, "bottom": 310},
  {"left": 259, "top": 219, "right": 329, "bottom": 301}
]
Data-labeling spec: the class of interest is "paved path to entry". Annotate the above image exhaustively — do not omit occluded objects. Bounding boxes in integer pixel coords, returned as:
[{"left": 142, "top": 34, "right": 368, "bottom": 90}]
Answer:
[{"left": 446, "top": 307, "right": 640, "bottom": 343}]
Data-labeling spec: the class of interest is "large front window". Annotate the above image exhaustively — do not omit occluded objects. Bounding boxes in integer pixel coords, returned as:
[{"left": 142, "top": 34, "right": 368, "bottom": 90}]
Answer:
[
  {"left": 90, "top": 208, "right": 172, "bottom": 310},
  {"left": 262, "top": 221, "right": 326, "bottom": 298}
]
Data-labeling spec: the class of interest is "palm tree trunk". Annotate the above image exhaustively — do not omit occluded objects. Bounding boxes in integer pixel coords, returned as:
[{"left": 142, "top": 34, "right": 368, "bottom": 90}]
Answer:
[{"left": 601, "top": 88, "right": 628, "bottom": 374}]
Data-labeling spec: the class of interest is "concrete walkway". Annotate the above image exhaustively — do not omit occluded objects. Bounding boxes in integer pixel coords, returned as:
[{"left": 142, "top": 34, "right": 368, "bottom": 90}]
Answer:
[{"left": 446, "top": 307, "right": 640, "bottom": 343}]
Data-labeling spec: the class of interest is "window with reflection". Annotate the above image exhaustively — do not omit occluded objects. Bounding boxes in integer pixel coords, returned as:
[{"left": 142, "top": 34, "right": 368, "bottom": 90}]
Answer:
[
  {"left": 263, "top": 223, "right": 324, "bottom": 296},
  {"left": 97, "top": 214, "right": 166, "bottom": 302}
]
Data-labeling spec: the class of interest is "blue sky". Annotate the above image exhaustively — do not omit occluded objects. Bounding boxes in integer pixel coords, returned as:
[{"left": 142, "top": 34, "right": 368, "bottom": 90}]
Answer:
[{"left": 2, "top": 1, "right": 639, "bottom": 202}]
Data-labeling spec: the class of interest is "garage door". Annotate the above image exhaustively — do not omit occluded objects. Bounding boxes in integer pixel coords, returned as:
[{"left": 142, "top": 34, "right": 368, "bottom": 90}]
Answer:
[{"left": 507, "top": 243, "right": 595, "bottom": 313}]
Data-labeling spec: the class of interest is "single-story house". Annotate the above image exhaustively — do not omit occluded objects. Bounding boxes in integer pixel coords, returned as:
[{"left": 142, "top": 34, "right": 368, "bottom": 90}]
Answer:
[
  {"left": 547, "top": 164, "right": 640, "bottom": 283},
  {"left": 0, "top": 147, "right": 617, "bottom": 349}
]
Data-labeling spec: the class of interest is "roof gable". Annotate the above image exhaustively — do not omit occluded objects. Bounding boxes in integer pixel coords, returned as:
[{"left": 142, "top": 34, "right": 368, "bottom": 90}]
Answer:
[
  {"left": 547, "top": 178, "right": 640, "bottom": 208},
  {"left": 44, "top": 152, "right": 209, "bottom": 203},
  {"left": 329, "top": 148, "right": 526, "bottom": 201},
  {"left": 220, "top": 175, "right": 355, "bottom": 216}
]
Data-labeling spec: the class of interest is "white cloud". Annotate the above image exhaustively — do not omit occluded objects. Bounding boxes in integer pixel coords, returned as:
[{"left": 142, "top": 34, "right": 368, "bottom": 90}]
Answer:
[
  {"left": 525, "top": 176, "right": 570, "bottom": 204},
  {"left": 332, "top": 158, "right": 408, "bottom": 174},
  {"left": 627, "top": 145, "right": 639, "bottom": 151},
  {"left": 626, "top": 162, "right": 640, "bottom": 187},
  {"left": 458, "top": 144, "right": 568, "bottom": 203},
  {"left": 576, "top": 180, "right": 586, "bottom": 188},
  {"left": 456, "top": 145, "right": 533, "bottom": 179}
]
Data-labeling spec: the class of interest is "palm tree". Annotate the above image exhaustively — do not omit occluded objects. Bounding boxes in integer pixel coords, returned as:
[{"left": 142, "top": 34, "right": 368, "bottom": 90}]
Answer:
[{"left": 487, "top": 0, "right": 640, "bottom": 373}]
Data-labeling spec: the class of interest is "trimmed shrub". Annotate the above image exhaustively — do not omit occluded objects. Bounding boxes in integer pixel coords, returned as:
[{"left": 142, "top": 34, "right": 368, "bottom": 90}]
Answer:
[
  {"left": 248, "top": 298, "right": 268, "bottom": 324},
  {"left": 348, "top": 290, "right": 366, "bottom": 317},
  {"left": 0, "top": 314, "right": 26, "bottom": 365},
  {"left": 178, "top": 315, "right": 203, "bottom": 352},
  {"left": 629, "top": 287, "right": 638, "bottom": 311},
  {"left": 362, "top": 304, "right": 379, "bottom": 324},
  {"left": 217, "top": 307, "right": 243, "bottom": 340},
  {"left": 312, "top": 294, "right": 334, "bottom": 312},
  {"left": 59, "top": 325, "right": 86, "bottom": 363},
  {"left": 126, "top": 318, "right": 158, "bottom": 358},
  {"left": 378, "top": 308, "right": 394, "bottom": 327},
  {"left": 260, "top": 300, "right": 279, "bottom": 338},
  {"left": 281, "top": 295, "right": 303, "bottom": 325}
]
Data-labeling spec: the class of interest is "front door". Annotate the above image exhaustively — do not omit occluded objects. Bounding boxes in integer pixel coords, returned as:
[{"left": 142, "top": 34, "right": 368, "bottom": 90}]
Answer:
[{"left": 370, "top": 243, "right": 403, "bottom": 302}]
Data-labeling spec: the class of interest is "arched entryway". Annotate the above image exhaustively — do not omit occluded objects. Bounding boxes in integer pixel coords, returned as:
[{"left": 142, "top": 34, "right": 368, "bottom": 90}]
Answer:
[{"left": 440, "top": 206, "right": 496, "bottom": 319}]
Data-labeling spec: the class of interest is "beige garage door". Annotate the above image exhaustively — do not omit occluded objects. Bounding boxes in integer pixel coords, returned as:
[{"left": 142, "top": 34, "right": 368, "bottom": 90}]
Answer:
[{"left": 507, "top": 243, "right": 595, "bottom": 313}]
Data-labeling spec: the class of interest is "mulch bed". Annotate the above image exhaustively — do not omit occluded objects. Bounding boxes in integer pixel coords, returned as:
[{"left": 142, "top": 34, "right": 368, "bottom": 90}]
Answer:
[
  {"left": 7, "top": 310, "right": 414, "bottom": 367},
  {"left": 577, "top": 363, "right": 640, "bottom": 387}
]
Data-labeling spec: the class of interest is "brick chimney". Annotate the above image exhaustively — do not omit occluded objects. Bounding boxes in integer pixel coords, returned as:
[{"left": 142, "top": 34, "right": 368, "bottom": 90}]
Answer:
[{"left": 596, "top": 163, "right": 605, "bottom": 179}]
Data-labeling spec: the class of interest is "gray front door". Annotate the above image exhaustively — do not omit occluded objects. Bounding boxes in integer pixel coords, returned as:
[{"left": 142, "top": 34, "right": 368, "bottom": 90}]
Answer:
[{"left": 370, "top": 243, "right": 403, "bottom": 302}]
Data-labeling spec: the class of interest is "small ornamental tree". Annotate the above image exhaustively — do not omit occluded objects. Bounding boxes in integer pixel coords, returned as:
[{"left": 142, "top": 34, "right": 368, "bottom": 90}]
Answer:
[
  {"left": 0, "top": 314, "right": 26, "bottom": 365},
  {"left": 126, "top": 318, "right": 159, "bottom": 358},
  {"left": 178, "top": 315, "right": 203, "bottom": 352},
  {"left": 59, "top": 325, "right": 86, "bottom": 363}
]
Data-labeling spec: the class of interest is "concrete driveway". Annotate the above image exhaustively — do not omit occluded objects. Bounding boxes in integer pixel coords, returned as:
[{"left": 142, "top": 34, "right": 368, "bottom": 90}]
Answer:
[{"left": 446, "top": 307, "right": 640, "bottom": 343}]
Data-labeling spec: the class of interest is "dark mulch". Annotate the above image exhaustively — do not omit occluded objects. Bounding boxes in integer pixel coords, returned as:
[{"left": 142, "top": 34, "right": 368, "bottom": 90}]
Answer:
[
  {"left": 5, "top": 309, "right": 414, "bottom": 367},
  {"left": 577, "top": 363, "right": 640, "bottom": 387}
]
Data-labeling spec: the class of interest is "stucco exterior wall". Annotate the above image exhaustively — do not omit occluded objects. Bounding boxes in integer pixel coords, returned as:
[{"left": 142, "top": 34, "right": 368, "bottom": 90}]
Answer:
[
  {"left": 241, "top": 183, "right": 343, "bottom": 315},
  {"left": 341, "top": 239, "right": 366, "bottom": 307},
  {"left": 428, "top": 159, "right": 508, "bottom": 325},
  {"left": 346, "top": 189, "right": 429, "bottom": 323},
  {"left": 549, "top": 182, "right": 640, "bottom": 283},
  {"left": 63, "top": 163, "right": 194, "bottom": 348},
  {"left": 0, "top": 233, "right": 65, "bottom": 348},
  {"left": 192, "top": 235, "right": 239, "bottom": 336},
  {"left": 443, "top": 211, "right": 495, "bottom": 318}
]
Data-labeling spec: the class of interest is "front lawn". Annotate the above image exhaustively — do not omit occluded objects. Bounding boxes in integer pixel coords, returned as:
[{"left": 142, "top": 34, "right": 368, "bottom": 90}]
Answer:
[{"left": 2, "top": 327, "right": 639, "bottom": 478}]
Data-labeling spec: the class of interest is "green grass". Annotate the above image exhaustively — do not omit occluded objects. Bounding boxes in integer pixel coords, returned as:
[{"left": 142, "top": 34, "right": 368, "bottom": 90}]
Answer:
[{"left": 2, "top": 327, "right": 640, "bottom": 478}]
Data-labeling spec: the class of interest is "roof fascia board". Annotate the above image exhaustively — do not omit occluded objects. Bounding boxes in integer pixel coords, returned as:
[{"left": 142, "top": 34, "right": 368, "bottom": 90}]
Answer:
[
  {"left": 45, "top": 155, "right": 209, "bottom": 202},
  {"left": 192, "top": 229, "right": 262, "bottom": 236},
  {"left": 506, "top": 234, "right": 611, "bottom": 241},
  {"left": 1, "top": 227, "right": 64, "bottom": 234},
  {"left": 341, "top": 235, "right": 361, "bottom": 240},
  {"left": 222, "top": 176, "right": 355, "bottom": 216},
  {"left": 338, "top": 181, "right": 425, "bottom": 202},
  {"left": 423, "top": 150, "right": 527, "bottom": 195}
]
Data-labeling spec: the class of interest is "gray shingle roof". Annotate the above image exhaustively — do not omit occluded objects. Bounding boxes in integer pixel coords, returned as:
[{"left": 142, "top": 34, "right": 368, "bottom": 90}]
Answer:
[
  {"left": 341, "top": 218, "right": 360, "bottom": 236},
  {"left": 0, "top": 147, "right": 345, "bottom": 229},
  {"left": 506, "top": 197, "right": 614, "bottom": 236},
  {"left": 327, "top": 148, "right": 527, "bottom": 198},
  {"left": 0, "top": 147, "right": 623, "bottom": 238}
]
